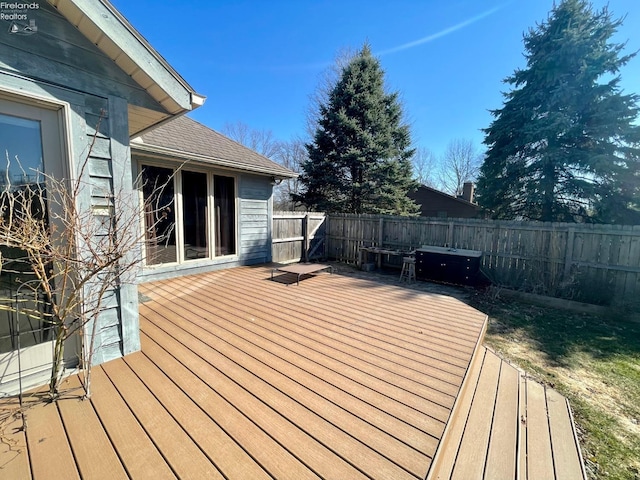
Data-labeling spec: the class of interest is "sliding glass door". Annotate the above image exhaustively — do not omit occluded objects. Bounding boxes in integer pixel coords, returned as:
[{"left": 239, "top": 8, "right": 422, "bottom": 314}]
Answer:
[{"left": 141, "top": 165, "right": 237, "bottom": 266}]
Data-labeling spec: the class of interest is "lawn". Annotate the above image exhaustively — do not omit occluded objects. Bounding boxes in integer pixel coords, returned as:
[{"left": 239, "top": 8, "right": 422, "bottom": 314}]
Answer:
[{"left": 471, "top": 293, "right": 640, "bottom": 480}]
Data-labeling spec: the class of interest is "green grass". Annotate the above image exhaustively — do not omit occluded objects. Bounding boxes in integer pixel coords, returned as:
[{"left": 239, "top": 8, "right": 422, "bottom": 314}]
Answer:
[{"left": 471, "top": 294, "right": 640, "bottom": 480}]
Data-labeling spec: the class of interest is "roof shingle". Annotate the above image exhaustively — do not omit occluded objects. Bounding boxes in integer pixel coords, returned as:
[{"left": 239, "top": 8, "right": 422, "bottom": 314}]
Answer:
[{"left": 133, "top": 116, "right": 295, "bottom": 178}]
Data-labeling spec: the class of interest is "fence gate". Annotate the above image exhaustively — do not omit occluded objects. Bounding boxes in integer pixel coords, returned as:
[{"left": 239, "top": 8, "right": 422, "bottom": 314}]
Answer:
[{"left": 272, "top": 212, "right": 327, "bottom": 264}]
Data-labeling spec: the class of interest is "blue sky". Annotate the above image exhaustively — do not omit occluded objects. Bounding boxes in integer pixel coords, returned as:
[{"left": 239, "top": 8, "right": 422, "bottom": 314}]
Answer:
[{"left": 112, "top": 0, "right": 640, "bottom": 157}]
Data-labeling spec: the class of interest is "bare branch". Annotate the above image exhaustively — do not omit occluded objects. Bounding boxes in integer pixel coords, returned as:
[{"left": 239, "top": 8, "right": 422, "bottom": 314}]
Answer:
[
  {"left": 439, "top": 139, "right": 482, "bottom": 196},
  {"left": 220, "top": 121, "right": 280, "bottom": 159}
]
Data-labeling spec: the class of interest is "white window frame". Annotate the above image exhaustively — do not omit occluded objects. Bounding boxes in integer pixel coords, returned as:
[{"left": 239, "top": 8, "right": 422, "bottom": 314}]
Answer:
[
  {"left": 139, "top": 160, "right": 238, "bottom": 268},
  {"left": 0, "top": 86, "right": 76, "bottom": 395}
]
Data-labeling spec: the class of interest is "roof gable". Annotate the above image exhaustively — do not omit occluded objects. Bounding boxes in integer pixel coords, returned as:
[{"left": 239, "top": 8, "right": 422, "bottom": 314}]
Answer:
[
  {"left": 412, "top": 185, "right": 479, "bottom": 208},
  {"left": 48, "top": 0, "right": 204, "bottom": 132}
]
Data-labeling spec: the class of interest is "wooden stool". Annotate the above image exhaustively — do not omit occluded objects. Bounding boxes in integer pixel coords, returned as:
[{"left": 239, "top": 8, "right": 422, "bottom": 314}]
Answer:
[{"left": 400, "top": 257, "right": 416, "bottom": 282}]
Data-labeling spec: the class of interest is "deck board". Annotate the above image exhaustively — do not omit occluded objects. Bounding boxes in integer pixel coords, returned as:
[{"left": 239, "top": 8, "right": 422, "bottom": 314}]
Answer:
[
  {"left": 140, "top": 318, "right": 368, "bottom": 480},
  {"left": 56, "top": 375, "right": 128, "bottom": 480},
  {"left": 140, "top": 333, "right": 322, "bottom": 480},
  {"left": 158, "top": 276, "right": 468, "bottom": 392},
  {"left": 145, "top": 281, "right": 452, "bottom": 429},
  {"left": 525, "top": 379, "right": 555, "bottom": 480},
  {"left": 426, "top": 347, "right": 585, "bottom": 480},
  {"left": 5, "top": 265, "right": 595, "bottom": 479},
  {"left": 519, "top": 373, "right": 527, "bottom": 480},
  {"left": 101, "top": 356, "right": 224, "bottom": 480},
  {"left": 166, "top": 275, "right": 477, "bottom": 368},
  {"left": 426, "top": 347, "right": 487, "bottom": 480},
  {"left": 484, "top": 362, "right": 520, "bottom": 480},
  {"left": 0, "top": 398, "right": 31, "bottom": 480},
  {"left": 450, "top": 350, "right": 501, "bottom": 479},
  {"left": 24, "top": 399, "right": 79, "bottom": 480},
  {"left": 181, "top": 268, "right": 482, "bottom": 345},
  {"left": 139, "top": 309, "right": 417, "bottom": 480},
  {"left": 123, "top": 353, "right": 271, "bottom": 480},
  {"left": 189, "top": 270, "right": 482, "bottom": 353},
  {"left": 546, "top": 388, "right": 585, "bottom": 480},
  {"left": 88, "top": 366, "right": 176, "bottom": 479}
]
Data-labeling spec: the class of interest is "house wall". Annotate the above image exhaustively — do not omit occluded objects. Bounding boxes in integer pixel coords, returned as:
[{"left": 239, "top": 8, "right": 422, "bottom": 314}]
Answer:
[
  {"left": 0, "top": 3, "right": 162, "bottom": 368},
  {"left": 0, "top": 2, "right": 164, "bottom": 114},
  {"left": 134, "top": 166, "right": 274, "bottom": 283},
  {"left": 409, "top": 187, "right": 480, "bottom": 219}
]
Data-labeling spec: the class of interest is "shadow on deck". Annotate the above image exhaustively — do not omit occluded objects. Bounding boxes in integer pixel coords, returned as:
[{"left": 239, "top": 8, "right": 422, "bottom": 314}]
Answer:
[{"left": 0, "top": 265, "right": 584, "bottom": 479}]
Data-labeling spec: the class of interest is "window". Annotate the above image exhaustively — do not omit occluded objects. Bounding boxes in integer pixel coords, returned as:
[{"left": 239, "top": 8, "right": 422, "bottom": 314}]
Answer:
[
  {"left": 141, "top": 164, "right": 236, "bottom": 266},
  {"left": 142, "top": 165, "right": 177, "bottom": 265}
]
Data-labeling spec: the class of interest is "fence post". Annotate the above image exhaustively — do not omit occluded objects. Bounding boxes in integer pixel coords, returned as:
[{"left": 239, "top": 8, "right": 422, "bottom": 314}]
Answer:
[
  {"left": 378, "top": 216, "right": 384, "bottom": 247},
  {"left": 302, "top": 213, "right": 310, "bottom": 262},
  {"left": 564, "top": 227, "right": 575, "bottom": 281}
]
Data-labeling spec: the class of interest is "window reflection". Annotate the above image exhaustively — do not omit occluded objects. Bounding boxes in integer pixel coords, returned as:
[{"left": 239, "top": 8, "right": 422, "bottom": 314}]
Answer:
[
  {"left": 182, "top": 171, "right": 208, "bottom": 260},
  {"left": 142, "top": 165, "right": 177, "bottom": 265},
  {"left": 0, "top": 113, "right": 51, "bottom": 353},
  {"left": 140, "top": 166, "right": 237, "bottom": 266}
]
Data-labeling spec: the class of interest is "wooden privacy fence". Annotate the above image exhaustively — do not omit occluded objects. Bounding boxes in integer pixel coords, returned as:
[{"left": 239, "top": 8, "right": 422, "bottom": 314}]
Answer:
[
  {"left": 272, "top": 212, "right": 327, "bottom": 263},
  {"left": 325, "top": 214, "right": 640, "bottom": 306}
]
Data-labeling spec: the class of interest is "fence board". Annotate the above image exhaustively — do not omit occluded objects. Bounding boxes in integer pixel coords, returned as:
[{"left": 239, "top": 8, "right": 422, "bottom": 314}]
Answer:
[
  {"left": 316, "top": 214, "right": 640, "bottom": 306},
  {"left": 272, "top": 212, "right": 326, "bottom": 263}
]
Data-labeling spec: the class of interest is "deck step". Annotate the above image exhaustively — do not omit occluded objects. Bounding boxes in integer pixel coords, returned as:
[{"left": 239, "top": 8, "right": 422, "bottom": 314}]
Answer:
[{"left": 427, "top": 346, "right": 586, "bottom": 480}]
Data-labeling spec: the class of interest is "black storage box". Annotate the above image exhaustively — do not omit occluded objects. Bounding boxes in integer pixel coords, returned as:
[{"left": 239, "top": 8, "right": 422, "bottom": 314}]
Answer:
[{"left": 415, "top": 246, "right": 482, "bottom": 285}]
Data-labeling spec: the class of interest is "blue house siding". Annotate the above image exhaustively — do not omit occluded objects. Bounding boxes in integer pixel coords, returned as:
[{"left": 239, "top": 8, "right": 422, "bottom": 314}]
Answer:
[
  {"left": 0, "top": 3, "right": 155, "bottom": 367},
  {"left": 239, "top": 175, "right": 273, "bottom": 265},
  {"left": 0, "top": 3, "right": 164, "bottom": 115}
]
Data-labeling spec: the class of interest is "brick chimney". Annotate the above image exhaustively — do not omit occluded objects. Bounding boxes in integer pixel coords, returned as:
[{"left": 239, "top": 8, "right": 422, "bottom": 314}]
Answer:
[{"left": 462, "top": 182, "right": 475, "bottom": 203}]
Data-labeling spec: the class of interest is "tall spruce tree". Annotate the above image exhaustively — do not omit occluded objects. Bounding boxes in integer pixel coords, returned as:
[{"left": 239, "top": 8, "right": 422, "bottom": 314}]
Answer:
[
  {"left": 477, "top": 0, "right": 640, "bottom": 223},
  {"left": 294, "top": 44, "right": 419, "bottom": 215}
]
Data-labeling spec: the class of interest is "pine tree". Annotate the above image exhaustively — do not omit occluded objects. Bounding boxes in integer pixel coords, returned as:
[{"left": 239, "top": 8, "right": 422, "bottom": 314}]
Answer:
[
  {"left": 294, "top": 44, "right": 419, "bottom": 215},
  {"left": 477, "top": 0, "right": 640, "bottom": 223}
]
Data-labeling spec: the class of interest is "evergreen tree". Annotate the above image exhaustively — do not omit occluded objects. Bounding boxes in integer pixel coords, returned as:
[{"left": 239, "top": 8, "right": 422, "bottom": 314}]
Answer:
[
  {"left": 294, "top": 44, "right": 419, "bottom": 215},
  {"left": 477, "top": 0, "right": 640, "bottom": 223}
]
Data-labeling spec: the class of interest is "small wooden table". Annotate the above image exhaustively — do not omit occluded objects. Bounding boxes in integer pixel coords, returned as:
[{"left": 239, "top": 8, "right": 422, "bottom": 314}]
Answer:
[{"left": 271, "top": 263, "right": 333, "bottom": 286}]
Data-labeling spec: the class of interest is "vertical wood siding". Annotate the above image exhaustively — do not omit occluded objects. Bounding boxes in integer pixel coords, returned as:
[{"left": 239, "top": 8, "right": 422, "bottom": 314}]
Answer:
[{"left": 239, "top": 175, "right": 272, "bottom": 264}]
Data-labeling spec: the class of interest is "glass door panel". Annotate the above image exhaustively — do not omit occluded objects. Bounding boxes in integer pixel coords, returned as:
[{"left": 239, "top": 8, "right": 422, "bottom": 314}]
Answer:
[
  {"left": 142, "top": 165, "right": 177, "bottom": 265},
  {"left": 0, "top": 112, "right": 50, "bottom": 355},
  {"left": 0, "top": 97, "right": 67, "bottom": 395},
  {"left": 182, "top": 171, "right": 208, "bottom": 260}
]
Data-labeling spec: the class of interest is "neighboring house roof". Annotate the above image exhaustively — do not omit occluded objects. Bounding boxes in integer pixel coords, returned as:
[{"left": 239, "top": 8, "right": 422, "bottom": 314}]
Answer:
[
  {"left": 417, "top": 184, "right": 478, "bottom": 206},
  {"left": 48, "top": 0, "right": 205, "bottom": 134},
  {"left": 409, "top": 184, "right": 481, "bottom": 218},
  {"left": 133, "top": 116, "right": 296, "bottom": 178}
]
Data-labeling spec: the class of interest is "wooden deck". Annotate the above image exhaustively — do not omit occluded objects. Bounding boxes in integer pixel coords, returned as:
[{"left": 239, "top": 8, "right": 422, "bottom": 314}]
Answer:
[
  {"left": 428, "top": 346, "right": 587, "bottom": 480},
  {"left": 0, "top": 265, "right": 584, "bottom": 479}
]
